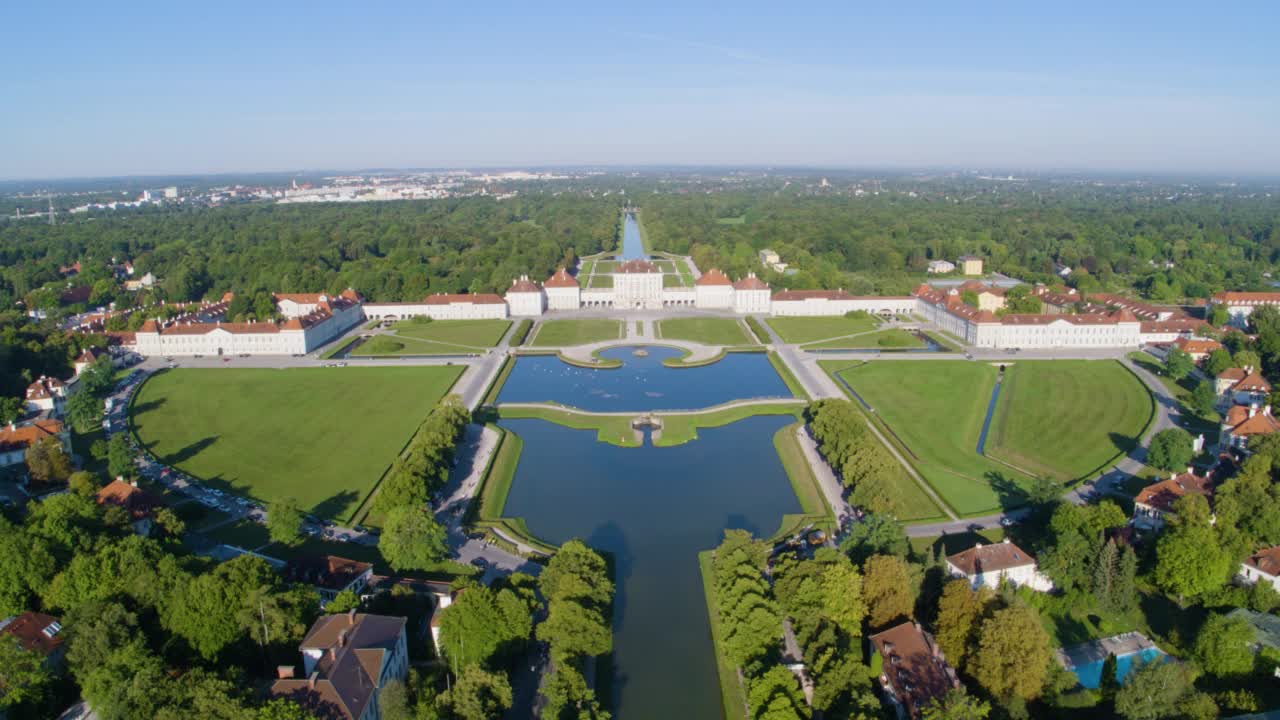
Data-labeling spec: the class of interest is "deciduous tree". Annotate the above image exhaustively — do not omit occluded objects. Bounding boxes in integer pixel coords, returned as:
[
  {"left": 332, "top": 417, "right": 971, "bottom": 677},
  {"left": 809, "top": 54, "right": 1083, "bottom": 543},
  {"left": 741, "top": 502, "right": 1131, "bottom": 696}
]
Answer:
[
  {"left": 969, "top": 605, "right": 1052, "bottom": 702},
  {"left": 436, "top": 665, "right": 512, "bottom": 720},
  {"left": 1194, "top": 613, "right": 1256, "bottom": 678},
  {"left": 1147, "top": 428, "right": 1194, "bottom": 472},
  {"left": 380, "top": 506, "right": 447, "bottom": 571},
  {"left": 266, "top": 497, "right": 303, "bottom": 545},
  {"left": 862, "top": 554, "right": 914, "bottom": 628}
]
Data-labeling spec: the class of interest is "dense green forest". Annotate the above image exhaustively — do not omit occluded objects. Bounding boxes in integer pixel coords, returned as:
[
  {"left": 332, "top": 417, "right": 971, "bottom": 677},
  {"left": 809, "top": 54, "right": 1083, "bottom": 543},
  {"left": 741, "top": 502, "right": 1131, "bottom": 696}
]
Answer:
[
  {"left": 0, "top": 197, "right": 621, "bottom": 307},
  {"left": 639, "top": 188, "right": 1280, "bottom": 300},
  {"left": 4, "top": 181, "right": 1280, "bottom": 311}
]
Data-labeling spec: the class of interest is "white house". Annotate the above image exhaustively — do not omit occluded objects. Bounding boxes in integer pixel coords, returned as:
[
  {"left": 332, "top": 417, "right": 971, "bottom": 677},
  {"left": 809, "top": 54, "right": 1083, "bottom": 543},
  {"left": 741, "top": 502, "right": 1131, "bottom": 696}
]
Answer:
[
  {"left": 694, "top": 269, "right": 735, "bottom": 309},
  {"left": 271, "top": 612, "right": 408, "bottom": 720},
  {"left": 1132, "top": 469, "right": 1214, "bottom": 531},
  {"left": 1240, "top": 546, "right": 1280, "bottom": 593},
  {"left": 24, "top": 376, "right": 68, "bottom": 414},
  {"left": 504, "top": 276, "right": 545, "bottom": 316},
  {"left": 95, "top": 478, "right": 157, "bottom": 537},
  {"left": 1215, "top": 367, "right": 1272, "bottom": 407},
  {"left": 945, "top": 539, "right": 1053, "bottom": 592},
  {"left": 926, "top": 259, "right": 956, "bottom": 274}
]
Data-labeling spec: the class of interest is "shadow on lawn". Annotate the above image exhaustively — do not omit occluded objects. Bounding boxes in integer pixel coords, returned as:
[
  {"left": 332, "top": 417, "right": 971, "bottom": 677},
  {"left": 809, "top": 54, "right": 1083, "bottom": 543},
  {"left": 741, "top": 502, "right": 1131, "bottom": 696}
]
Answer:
[
  {"left": 166, "top": 435, "right": 219, "bottom": 465},
  {"left": 312, "top": 490, "right": 360, "bottom": 521},
  {"left": 129, "top": 396, "right": 166, "bottom": 416},
  {"left": 986, "top": 470, "right": 1028, "bottom": 511}
]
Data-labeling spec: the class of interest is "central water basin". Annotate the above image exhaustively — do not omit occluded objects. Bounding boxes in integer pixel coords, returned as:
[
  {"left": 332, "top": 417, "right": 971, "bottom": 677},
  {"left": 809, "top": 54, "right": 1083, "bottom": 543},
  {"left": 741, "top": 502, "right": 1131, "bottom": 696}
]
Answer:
[
  {"left": 500, "top": 415, "right": 802, "bottom": 718},
  {"left": 496, "top": 345, "right": 792, "bottom": 411}
]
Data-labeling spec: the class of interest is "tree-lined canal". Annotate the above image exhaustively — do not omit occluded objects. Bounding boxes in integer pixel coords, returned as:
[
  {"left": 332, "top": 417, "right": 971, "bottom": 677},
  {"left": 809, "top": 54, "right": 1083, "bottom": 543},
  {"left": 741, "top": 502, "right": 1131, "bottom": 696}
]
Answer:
[
  {"left": 500, "top": 415, "right": 802, "bottom": 717},
  {"left": 617, "top": 212, "right": 646, "bottom": 260}
]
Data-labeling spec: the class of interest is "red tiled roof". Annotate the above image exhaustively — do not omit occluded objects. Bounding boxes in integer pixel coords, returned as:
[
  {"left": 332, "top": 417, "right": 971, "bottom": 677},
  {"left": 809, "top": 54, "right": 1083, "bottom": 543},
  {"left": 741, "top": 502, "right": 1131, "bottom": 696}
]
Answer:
[
  {"left": 733, "top": 274, "right": 770, "bottom": 291},
  {"left": 95, "top": 479, "right": 156, "bottom": 521},
  {"left": 273, "top": 292, "right": 326, "bottom": 305},
  {"left": 869, "top": 622, "right": 959, "bottom": 719},
  {"left": 59, "top": 286, "right": 92, "bottom": 305},
  {"left": 506, "top": 277, "right": 541, "bottom": 294},
  {"left": 1245, "top": 547, "right": 1280, "bottom": 578},
  {"left": 1218, "top": 367, "right": 1249, "bottom": 382},
  {"left": 695, "top": 268, "right": 732, "bottom": 286},
  {"left": 994, "top": 311, "right": 1134, "bottom": 326},
  {"left": 0, "top": 612, "right": 65, "bottom": 656},
  {"left": 1232, "top": 370, "right": 1272, "bottom": 394},
  {"left": 422, "top": 293, "right": 506, "bottom": 305},
  {"left": 1172, "top": 337, "right": 1222, "bottom": 354},
  {"left": 1223, "top": 406, "right": 1280, "bottom": 438},
  {"left": 1134, "top": 471, "right": 1214, "bottom": 513},
  {"left": 946, "top": 541, "right": 1037, "bottom": 575},
  {"left": 25, "top": 376, "right": 64, "bottom": 401},
  {"left": 158, "top": 321, "right": 284, "bottom": 335},
  {"left": 285, "top": 555, "right": 373, "bottom": 592},
  {"left": 0, "top": 419, "right": 64, "bottom": 454},
  {"left": 544, "top": 268, "right": 579, "bottom": 288},
  {"left": 616, "top": 259, "right": 658, "bottom": 274},
  {"left": 271, "top": 613, "right": 406, "bottom": 720},
  {"left": 1214, "top": 292, "right": 1280, "bottom": 304}
]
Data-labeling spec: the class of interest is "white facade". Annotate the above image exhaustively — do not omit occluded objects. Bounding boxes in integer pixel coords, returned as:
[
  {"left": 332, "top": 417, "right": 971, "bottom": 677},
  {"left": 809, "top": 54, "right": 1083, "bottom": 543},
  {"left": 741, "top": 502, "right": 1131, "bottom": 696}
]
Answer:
[
  {"left": 504, "top": 277, "right": 545, "bottom": 317},
  {"left": 927, "top": 260, "right": 956, "bottom": 274},
  {"left": 695, "top": 284, "right": 734, "bottom": 309},
  {"left": 546, "top": 285, "right": 580, "bottom": 310},
  {"left": 734, "top": 288, "right": 771, "bottom": 314},
  {"left": 363, "top": 297, "right": 508, "bottom": 320},
  {"left": 613, "top": 270, "right": 663, "bottom": 309},
  {"left": 970, "top": 317, "right": 1142, "bottom": 349}
]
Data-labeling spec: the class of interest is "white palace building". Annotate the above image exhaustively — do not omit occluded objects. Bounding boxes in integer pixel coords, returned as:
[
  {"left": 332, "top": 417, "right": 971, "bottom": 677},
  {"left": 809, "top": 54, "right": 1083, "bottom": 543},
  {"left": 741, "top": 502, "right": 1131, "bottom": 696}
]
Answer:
[{"left": 126, "top": 263, "right": 1233, "bottom": 356}]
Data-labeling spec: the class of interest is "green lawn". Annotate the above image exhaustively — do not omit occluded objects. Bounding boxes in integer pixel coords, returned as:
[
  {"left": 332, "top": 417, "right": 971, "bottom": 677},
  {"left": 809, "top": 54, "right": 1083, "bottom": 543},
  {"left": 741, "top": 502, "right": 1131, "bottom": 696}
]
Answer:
[
  {"left": 528, "top": 319, "right": 623, "bottom": 347},
  {"left": 766, "top": 315, "right": 881, "bottom": 344},
  {"left": 389, "top": 319, "right": 511, "bottom": 347},
  {"left": 656, "top": 404, "right": 804, "bottom": 447},
  {"left": 835, "top": 360, "right": 1155, "bottom": 516},
  {"left": 802, "top": 328, "right": 925, "bottom": 350},
  {"left": 587, "top": 275, "right": 613, "bottom": 289},
  {"left": 656, "top": 318, "right": 755, "bottom": 346},
  {"left": 662, "top": 273, "right": 692, "bottom": 287},
  {"left": 130, "top": 367, "right": 463, "bottom": 520},
  {"left": 985, "top": 361, "right": 1154, "bottom": 481},
  {"left": 837, "top": 361, "right": 1029, "bottom": 515}
]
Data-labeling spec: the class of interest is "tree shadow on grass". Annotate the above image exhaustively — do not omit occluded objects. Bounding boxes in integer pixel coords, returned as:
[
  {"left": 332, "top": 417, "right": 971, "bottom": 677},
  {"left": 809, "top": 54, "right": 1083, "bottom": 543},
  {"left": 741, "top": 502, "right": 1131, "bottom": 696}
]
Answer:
[
  {"left": 312, "top": 490, "right": 360, "bottom": 521},
  {"left": 129, "top": 397, "right": 166, "bottom": 416},
  {"left": 166, "top": 435, "right": 218, "bottom": 465},
  {"left": 986, "top": 470, "right": 1028, "bottom": 511}
]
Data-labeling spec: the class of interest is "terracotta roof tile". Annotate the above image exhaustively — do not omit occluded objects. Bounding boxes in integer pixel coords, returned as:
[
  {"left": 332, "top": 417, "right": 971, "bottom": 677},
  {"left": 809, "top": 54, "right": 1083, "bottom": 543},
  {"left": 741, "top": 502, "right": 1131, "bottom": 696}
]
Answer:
[
  {"left": 946, "top": 541, "right": 1037, "bottom": 575},
  {"left": 544, "top": 268, "right": 579, "bottom": 288},
  {"left": 1134, "top": 471, "right": 1214, "bottom": 513},
  {"left": 0, "top": 419, "right": 64, "bottom": 454},
  {"left": 0, "top": 612, "right": 65, "bottom": 656},
  {"left": 695, "top": 268, "right": 732, "bottom": 286},
  {"left": 733, "top": 273, "right": 769, "bottom": 291},
  {"left": 422, "top": 293, "right": 506, "bottom": 305},
  {"left": 1214, "top": 291, "right": 1280, "bottom": 304},
  {"left": 1245, "top": 547, "right": 1280, "bottom": 578},
  {"left": 869, "top": 622, "right": 959, "bottom": 718},
  {"left": 95, "top": 479, "right": 156, "bottom": 521},
  {"left": 616, "top": 259, "right": 658, "bottom": 274}
]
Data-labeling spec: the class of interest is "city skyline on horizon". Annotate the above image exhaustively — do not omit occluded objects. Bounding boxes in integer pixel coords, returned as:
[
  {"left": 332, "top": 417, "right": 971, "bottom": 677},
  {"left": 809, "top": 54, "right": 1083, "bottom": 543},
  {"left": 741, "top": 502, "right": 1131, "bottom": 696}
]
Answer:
[{"left": 3, "top": 2, "right": 1278, "bottom": 180}]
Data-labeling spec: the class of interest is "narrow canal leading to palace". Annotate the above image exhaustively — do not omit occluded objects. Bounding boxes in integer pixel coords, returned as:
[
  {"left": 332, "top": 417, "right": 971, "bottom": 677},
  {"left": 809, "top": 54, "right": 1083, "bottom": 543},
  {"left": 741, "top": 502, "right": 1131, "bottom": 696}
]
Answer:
[
  {"left": 495, "top": 345, "right": 793, "bottom": 411},
  {"left": 617, "top": 212, "right": 646, "bottom": 260},
  {"left": 500, "top": 415, "right": 802, "bottom": 718}
]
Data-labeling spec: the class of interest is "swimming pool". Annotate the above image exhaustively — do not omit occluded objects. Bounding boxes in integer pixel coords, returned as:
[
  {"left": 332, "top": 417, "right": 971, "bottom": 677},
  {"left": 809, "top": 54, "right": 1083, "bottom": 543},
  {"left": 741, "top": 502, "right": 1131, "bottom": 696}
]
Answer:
[{"left": 1071, "top": 647, "right": 1166, "bottom": 689}]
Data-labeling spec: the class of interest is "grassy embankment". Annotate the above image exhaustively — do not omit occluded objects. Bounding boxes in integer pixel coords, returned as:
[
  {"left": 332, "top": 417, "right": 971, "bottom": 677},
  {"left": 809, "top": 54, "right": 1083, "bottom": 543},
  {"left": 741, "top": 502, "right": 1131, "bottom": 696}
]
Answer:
[{"left": 765, "top": 315, "right": 881, "bottom": 344}]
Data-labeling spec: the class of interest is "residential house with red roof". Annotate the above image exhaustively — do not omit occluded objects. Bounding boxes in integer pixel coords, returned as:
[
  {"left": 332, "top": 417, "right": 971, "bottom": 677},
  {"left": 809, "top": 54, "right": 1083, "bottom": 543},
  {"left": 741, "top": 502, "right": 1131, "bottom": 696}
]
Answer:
[
  {"left": 23, "top": 376, "right": 68, "bottom": 414},
  {"left": 1220, "top": 404, "right": 1280, "bottom": 452},
  {"left": 0, "top": 611, "right": 66, "bottom": 668},
  {"left": 285, "top": 555, "right": 375, "bottom": 607},
  {"left": 869, "top": 621, "right": 962, "bottom": 719},
  {"left": 95, "top": 478, "right": 158, "bottom": 536},
  {"left": 1132, "top": 469, "right": 1214, "bottom": 531},
  {"left": 1170, "top": 336, "right": 1223, "bottom": 363},
  {"left": 946, "top": 539, "right": 1052, "bottom": 592},
  {"left": 0, "top": 419, "right": 69, "bottom": 469},
  {"left": 270, "top": 611, "right": 408, "bottom": 720},
  {"left": 1239, "top": 546, "right": 1280, "bottom": 593},
  {"left": 1215, "top": 367, "right": 1272, "bottom": 407}
]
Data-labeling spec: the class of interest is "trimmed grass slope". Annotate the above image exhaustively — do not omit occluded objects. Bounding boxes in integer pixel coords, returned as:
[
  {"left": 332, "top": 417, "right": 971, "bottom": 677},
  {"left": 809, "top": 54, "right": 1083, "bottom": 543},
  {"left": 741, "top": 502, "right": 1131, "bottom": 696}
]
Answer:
[
  {"left": 529, "top": 319, "right": 623, "bottom": 347},
  {"left": 130, "top": 367, "right": 463, "bottom": 519},
  {"left": 766, "top": 315, "right": 880, "bottom": 344},
  {"left": 985, "top": 360, "right": 1154, "bottom": 481}
]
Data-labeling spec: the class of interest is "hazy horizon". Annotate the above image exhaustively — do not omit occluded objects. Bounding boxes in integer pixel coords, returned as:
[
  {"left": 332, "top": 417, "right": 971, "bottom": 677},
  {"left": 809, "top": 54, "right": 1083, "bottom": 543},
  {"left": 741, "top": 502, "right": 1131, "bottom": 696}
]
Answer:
[{"left": 4, "top": 2, "right": 1277, "bottom": 180}]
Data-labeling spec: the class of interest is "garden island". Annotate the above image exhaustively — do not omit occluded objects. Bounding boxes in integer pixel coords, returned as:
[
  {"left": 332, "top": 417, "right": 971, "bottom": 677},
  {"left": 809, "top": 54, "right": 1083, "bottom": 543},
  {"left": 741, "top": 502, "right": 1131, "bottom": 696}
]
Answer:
[{"left": 6, "top": 183, "right": 1280, "bottom": 720}]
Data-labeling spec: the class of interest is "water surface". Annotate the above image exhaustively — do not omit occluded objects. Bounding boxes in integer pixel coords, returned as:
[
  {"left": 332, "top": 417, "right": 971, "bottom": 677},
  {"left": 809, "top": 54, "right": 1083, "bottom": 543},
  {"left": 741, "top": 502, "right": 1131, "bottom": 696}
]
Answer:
[
  {"left": 500, "top": 416, "right": 801, "bottom": 717},
  {"left": 617, "top": 213, "right": 646, "bottom": 260},
  {"left": 497, "top": 346, "right": 792, "bottom": 411}
]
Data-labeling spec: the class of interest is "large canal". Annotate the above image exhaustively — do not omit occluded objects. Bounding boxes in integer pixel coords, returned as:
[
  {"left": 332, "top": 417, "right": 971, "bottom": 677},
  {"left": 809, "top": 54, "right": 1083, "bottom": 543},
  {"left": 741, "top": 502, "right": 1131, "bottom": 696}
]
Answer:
[
  {"left": 618, "top": 212, "right": 646, "bottom": 260},
  {"left": 495, "top": 346, "right": 793, "bottom": 411},
  {"left": 501, "top": 415, "right": 801, "bottom": 718}
]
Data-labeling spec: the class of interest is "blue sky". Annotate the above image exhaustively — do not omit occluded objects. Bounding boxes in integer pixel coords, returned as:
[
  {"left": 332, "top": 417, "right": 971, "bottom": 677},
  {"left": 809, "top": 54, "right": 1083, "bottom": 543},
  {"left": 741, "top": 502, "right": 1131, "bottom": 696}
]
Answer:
[{"left": 2, "top": 1, "right": 1277, "bottom": 178}]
